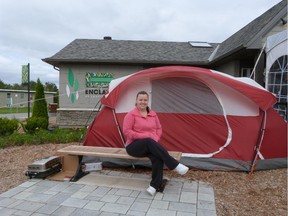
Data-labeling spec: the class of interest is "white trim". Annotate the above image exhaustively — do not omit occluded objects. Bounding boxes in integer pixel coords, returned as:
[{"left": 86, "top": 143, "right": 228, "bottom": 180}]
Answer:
[
  {"left": 0, "top": 89, "right": 56, "bottom": 94},
  {"left": 179, "top": 78, "right": 233, "bottom": 158},
  {"left": 108, "top": 74, "right": 133, "bottom": 93},
  {"left": 208, "top": 44, "right": 220, "bottom": 62},
  {"left": 58, "top": 108, "right": 100, "bottom": 111},
  {"left": 182, "top": 153, "right": 213, "bottom": 158},
  {"left": 210, "top": 69, "right": 268, "bottom": 91},
  {"left": 257, "top": 151, "right": 265, "bottom": 160},
  {"left": 256, "top": 111, "right": 267, "bottom": 160},
  {"left": 209, "top": 87, "right": 233, "bottom": 157}
]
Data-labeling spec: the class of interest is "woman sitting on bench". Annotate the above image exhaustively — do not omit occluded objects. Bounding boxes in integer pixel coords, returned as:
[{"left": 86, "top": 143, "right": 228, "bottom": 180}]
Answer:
[{"left": 123, "top": 90, "right": 189, "bottom": 196}]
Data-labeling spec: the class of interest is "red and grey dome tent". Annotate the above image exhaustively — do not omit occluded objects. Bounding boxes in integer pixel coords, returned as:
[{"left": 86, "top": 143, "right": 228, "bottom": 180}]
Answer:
[{"left": 83, "top": 66, "right": 287, "bottom": 171}]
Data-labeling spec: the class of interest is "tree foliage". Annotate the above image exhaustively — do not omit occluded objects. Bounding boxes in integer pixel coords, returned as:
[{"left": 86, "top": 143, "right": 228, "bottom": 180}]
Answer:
[
  {"left": 44, "top": 82, "right": 58, "bottom": 92},
  {"left": 32, "top": 79, "right": 48, "bottom": 122},
  {"left": 44, "top": 82, "right": 59, "bottom": 103},
  {"left": 0, "top": 79, "right": 58, "bottom": 92},
  {"left": 0, "top": 80, "right": 5, "bottom": 89}
]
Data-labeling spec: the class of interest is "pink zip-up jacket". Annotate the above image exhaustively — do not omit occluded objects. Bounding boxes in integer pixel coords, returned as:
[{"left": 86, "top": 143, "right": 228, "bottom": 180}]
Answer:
[{"left": 123, "top": 107, "right": 162, "bottom": 145}]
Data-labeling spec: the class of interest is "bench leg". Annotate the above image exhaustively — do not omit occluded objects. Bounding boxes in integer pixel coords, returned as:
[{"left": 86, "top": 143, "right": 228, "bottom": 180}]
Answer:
[{"left": 70, "top": 156, "right": 89, "bottom": 182}]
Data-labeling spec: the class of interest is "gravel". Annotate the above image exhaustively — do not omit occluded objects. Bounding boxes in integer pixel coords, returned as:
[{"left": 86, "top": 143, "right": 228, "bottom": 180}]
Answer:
[{"left": 0, "top": 143, "right": 286, "bottom": 216}]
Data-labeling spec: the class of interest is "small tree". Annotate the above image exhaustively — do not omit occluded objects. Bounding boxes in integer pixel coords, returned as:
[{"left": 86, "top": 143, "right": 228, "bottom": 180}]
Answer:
[{"left": 32, "top": 79, "right": 49, "bottom": 121}]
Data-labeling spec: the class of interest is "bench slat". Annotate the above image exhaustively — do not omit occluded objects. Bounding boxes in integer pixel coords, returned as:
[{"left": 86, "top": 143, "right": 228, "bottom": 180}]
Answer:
[{"left": 57, "top": 145, "right": 182, "bottom": 161}]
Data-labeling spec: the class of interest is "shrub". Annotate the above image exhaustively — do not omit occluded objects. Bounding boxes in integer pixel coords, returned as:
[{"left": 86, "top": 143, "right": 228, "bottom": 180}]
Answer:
[
  {"left": 32, "top": 79, "right": 48, "bottom": 121},
  {"left": 0, "top": 128, "right": 87, "bottom": 148},
  {"left": 24, "top": 117, "right": 49, "bottom": 133},
  {"left": 0, "top": 118, "right": 18, "bottom": 136}
]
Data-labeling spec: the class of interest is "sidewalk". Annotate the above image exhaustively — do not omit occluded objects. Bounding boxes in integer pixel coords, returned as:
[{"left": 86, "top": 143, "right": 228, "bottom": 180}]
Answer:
[
  {"left": 0, "top": 170, "right": 217, "bottom": 216},
  {"left": 0, "top": 113, "right": 31, "bottom": 119},
  {"left": 0, "top": 113, "right": 55, "bottom": 119}
]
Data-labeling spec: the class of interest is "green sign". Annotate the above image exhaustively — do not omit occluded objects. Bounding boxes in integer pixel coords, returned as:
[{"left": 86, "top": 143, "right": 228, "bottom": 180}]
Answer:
[
  {"left": 22, "top": 65, "right": 29, "bottom": 84},
  {"left": 85, "top": 72, "right": 114, "bottom": 88},
  {"left": 67, "top": 68, "right": 79, "bottom": 104}
]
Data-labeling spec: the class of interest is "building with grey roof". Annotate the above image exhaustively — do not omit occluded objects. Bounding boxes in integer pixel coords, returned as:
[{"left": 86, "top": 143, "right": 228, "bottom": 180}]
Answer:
[
  {"left": 209, "top": 0, "right": 287, "bottom": 82},
  {"left": 0, "top": 89, "right": 56, "bottom": 110},
  {"left": 43, "top": 0, "right": 287, "bottom": 128},
  {"left": 44, "top": 39, "right": 219, "bottom": 66}
]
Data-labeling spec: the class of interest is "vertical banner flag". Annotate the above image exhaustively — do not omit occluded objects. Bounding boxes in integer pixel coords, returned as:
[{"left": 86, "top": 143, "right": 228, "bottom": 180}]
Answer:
[{"left": 22, "top": 65, "right": 29, "bottom": 84}]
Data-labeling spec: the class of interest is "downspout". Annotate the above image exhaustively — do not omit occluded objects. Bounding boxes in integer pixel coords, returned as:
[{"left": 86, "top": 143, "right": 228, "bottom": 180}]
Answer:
[{"left": 53, "top": 66, "right": 60, "bottom": 71}]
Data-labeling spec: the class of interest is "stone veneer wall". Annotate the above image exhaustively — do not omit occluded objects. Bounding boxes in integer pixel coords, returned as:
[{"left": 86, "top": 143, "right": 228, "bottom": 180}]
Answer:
[{"left": 57, "top": 110, "right": 98, "bottom": 128}]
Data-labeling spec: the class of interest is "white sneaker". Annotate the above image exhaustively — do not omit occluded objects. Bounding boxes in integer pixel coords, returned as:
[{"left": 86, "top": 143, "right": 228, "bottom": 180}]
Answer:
[
  {"left": 146, "top": 186, "right": 156, "bottom": 196},
  {"left": 174, "top": 163, "right": 189, "bottom": 175}
]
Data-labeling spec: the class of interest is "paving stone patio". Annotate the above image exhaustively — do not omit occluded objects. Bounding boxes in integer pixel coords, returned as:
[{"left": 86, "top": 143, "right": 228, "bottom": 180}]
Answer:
[{"left": 0, "top": 170, "right": 217, "bottom": 216}]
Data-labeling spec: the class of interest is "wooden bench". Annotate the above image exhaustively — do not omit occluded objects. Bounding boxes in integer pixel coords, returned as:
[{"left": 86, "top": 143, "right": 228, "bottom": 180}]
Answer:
[{"left": 53, "top": 145, "right": 182, "bottom": 182}]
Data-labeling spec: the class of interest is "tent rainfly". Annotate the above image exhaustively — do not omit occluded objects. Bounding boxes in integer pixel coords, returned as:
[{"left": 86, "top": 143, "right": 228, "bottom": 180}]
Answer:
[{"left": 83, "top": 66, "right": 287, "bottom": 172}]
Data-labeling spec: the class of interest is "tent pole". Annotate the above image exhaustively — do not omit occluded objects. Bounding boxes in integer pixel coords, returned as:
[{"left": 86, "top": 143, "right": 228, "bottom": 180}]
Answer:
[
  {"left": 112, "top": 109, "right": 136, "bottom": 169},
  {"left": 249, "top": 110, "right": 267, "bottom": 175},
  {"left": 84, "top": 99, "right": 102, "bottom": 129},
  {"left": 79, "top": 98, "right": 102, "bottom": 145},
  {"left": 112, "top": 109, "right": 126, "bottom": 147},
  {"left": 250, "top": 42, "right": 266, "bottom": 80}
]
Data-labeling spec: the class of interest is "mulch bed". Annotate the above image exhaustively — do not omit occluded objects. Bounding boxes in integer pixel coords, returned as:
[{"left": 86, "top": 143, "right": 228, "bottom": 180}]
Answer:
[{"left": 0, "top": 143, "right": 286, "bottom": 215}]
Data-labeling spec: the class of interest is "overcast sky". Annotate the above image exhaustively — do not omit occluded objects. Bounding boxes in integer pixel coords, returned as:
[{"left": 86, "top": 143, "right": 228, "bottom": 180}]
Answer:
[{"left": 0, "top": 0, "right": 282, "bottom": 87}]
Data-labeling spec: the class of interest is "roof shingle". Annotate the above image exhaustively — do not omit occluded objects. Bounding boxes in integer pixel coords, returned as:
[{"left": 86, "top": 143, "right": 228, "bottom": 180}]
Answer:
[{"left": 43, "top": 39, "right": 218, "bottom": 66}]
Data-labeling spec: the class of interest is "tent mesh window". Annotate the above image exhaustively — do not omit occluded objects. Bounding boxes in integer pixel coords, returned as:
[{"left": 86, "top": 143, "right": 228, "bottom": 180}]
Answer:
[
  {"left": 151, "top": 78, "right": 223, "bottom": 114},
  {"left": 267, "top": 55, "right": 287, "bottom": 121}
]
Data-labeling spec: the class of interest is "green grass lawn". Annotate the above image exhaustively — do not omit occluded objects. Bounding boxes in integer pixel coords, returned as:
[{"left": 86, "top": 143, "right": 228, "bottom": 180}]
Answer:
[{"left": 0, "top": 107, "right": 31, "bottom": 114}]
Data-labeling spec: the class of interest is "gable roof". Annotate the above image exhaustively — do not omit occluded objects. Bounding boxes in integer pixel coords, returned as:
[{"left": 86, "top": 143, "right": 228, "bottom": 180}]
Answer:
[
  {"left": 43, "top": 39, "right": 218, "bottom": 67},
  {"left": 210, "top": 0, "right": 287, "bottom": 62}
]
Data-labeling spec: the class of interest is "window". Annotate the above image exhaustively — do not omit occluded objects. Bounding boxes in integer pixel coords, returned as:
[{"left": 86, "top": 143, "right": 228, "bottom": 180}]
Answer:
[
  {"left": 267, "top": 55, "right": 287, "bottom": 120},
  {"left": 7, "top": 93, "right": 11, "bottom": 99},
  {"left": 21, "top": 93, "right": 24, "bottom": 99},
  {"left": 188, "top": 41, "right": 212, "bottom": 48},
  {"left": 241, "top": 68, "right": 253, "bottom": 78}
]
